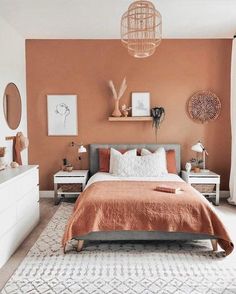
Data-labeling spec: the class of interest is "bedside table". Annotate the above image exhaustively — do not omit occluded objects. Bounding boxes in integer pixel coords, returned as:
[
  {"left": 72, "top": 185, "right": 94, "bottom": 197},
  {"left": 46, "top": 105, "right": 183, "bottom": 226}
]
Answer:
[
  {"left": 181, "top": 170, "right": 220, "bottom": 206},
  {"left": 54, "top": 170, "right": 89, "bottom": 205}
]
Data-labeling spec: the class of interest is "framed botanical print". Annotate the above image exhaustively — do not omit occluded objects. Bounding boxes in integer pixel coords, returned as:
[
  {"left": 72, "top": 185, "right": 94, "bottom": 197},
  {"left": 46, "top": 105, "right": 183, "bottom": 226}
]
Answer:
[
  {"left": 131, "top": 92, "right": 150, "bottom": 117},
  {"left": 47, "top": 95, "right": 78, "bottom": 136}
]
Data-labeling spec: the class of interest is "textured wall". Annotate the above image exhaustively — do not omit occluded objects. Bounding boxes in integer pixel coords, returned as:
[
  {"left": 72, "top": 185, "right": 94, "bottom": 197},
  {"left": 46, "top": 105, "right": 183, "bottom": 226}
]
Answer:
[{"left": 26, "top": 39, "right": 232, "bottom": 190}]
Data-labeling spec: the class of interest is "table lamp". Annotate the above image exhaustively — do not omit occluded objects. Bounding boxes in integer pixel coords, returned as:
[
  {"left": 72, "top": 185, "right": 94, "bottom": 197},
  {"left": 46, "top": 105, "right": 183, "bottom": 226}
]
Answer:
[{"left": 191, "top": 141, "right": 209, "bottom": 172}]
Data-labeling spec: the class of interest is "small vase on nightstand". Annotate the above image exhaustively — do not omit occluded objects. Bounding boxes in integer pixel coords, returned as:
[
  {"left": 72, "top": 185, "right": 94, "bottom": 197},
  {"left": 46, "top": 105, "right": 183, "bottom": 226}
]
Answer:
[{"left": 185, "top": 162, "right": 191, "bottom": 172}]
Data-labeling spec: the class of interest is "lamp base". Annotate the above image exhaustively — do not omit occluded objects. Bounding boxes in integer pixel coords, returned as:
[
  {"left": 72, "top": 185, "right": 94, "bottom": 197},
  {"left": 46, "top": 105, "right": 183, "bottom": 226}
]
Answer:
[{"left": 200, "top": 169, "right": 209, "bottom": 173}]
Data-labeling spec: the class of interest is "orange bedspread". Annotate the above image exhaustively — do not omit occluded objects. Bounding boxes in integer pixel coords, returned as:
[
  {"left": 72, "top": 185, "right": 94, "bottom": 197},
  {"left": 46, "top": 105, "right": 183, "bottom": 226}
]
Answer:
[{"left": 62, "top": 181, "right": 234, "bottom": 255}]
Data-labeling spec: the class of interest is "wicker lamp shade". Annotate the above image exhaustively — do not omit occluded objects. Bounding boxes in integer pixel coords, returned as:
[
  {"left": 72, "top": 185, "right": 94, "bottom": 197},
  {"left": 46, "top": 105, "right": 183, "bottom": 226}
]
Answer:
[{"left": 121, "top": 0, "right": 162, "bottom": 58}]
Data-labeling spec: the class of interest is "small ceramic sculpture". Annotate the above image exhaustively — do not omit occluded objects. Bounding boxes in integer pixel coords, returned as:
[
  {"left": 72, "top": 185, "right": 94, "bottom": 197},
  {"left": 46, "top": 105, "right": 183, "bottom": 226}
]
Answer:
[
  {"left": 121, "top": 104, "right": 132, "bottom": 117},
  {"left": 185, "top": 162, "right": 192, "bottom": 172},
  {"left": 10, "top": 161, "right": 19, "bottom": 168}
]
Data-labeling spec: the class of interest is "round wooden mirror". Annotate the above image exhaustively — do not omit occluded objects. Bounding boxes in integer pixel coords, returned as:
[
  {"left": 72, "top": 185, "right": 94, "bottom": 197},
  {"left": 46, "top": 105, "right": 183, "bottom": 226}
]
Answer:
[{"left": 3, "top": 83, "right": 22, "bottom": 130}]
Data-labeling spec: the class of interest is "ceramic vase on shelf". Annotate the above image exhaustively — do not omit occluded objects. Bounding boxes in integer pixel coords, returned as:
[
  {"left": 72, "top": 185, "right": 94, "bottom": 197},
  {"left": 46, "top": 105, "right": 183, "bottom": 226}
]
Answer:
[
  {"left": 185, "top": 162, "right": 192, "bottom": 172},
  {"left": 112, "top": 100, "right": 122, "bottom": 117}
]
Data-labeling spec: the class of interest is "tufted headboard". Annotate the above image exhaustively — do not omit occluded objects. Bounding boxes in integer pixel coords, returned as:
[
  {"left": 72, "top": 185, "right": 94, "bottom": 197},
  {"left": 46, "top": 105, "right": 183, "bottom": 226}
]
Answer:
[{"left": 89, "top": 144, "right": 181, "bottom": 176}]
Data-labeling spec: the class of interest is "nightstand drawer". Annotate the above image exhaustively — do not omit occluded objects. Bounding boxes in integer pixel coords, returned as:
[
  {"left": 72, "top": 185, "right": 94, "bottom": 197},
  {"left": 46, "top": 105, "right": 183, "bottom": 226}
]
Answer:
[
  {"left": 188, "top": 177, "right": 220, "bottom": 184},
  {"left": 54, "top": 176, "right": 85, "bottom": 184}
]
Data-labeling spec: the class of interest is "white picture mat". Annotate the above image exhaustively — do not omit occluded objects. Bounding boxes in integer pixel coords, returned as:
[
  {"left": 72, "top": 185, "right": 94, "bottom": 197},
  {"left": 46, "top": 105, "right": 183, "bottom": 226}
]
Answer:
[
  {"left": 47, "top": 95, "right": 78, "bottom": 136},
  {"left": 132, "top": 92, "right": 150, "bottom": 116}
]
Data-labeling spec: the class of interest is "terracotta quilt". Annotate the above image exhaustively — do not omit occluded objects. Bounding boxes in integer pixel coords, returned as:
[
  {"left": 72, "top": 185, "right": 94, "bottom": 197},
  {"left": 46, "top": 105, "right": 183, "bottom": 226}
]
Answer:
[{"left": 62, "top": 181, "right": 234, "bottom": 255}]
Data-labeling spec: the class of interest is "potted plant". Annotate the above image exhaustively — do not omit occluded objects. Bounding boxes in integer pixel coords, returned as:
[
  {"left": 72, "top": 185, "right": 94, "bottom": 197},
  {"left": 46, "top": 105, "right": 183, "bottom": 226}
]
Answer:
[
  {"left": 151, "top": 107, "right": 165, "bottom": 141},
  {"left": 190, "top": 157, "right": 203, "bottom": 173}
]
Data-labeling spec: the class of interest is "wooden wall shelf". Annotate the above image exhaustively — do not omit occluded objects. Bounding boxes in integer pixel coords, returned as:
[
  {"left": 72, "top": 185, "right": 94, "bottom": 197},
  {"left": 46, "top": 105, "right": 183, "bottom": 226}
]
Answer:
[{"left": 108, "top": 116, "right": 152, "bottom": 122}]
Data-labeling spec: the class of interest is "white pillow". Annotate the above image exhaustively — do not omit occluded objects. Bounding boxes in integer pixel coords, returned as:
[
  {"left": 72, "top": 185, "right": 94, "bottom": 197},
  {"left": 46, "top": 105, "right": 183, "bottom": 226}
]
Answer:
[
  {"left": 113, "top": 152, "right": 168, "bottom": 177},
  {"left": 141, "top": 147, "right": 168, "bottom": 174},
  {"left": 109, "top": 148, "right": 137, "bottom": 174}
]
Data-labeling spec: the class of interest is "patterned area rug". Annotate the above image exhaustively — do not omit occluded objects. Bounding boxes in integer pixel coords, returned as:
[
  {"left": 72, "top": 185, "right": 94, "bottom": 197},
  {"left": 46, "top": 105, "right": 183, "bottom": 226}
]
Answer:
[{"left": 2, "top": 203, "right": 236, "bottom": 294}]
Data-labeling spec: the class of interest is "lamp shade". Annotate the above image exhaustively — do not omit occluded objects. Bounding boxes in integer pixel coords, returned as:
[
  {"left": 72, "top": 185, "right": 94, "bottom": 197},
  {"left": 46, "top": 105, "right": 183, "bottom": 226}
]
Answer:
[
  {"left": 191, "top": 142, "right": 203, "bottom": 153},
  {"left": 78, "top": 145, "right": 87, "bottom": 154}
]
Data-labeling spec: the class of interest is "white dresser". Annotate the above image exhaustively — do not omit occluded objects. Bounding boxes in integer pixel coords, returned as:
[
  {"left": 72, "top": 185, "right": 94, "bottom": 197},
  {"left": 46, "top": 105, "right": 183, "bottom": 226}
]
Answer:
[{"left": 0, "top": 165, "right": 39, "bottom": 268}]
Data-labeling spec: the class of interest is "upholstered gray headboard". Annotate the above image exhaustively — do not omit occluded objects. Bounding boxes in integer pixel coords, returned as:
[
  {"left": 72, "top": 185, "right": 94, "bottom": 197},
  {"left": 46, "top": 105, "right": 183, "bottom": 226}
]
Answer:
[{"left": 89, "top": 144, "right": 181, "bottom": 176}]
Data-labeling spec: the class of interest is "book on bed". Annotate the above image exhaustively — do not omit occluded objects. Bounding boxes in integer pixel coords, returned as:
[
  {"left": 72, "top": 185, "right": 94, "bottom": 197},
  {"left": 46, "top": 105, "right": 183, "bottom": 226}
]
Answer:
[{"left": 155, "top": 186, "right": 181, "bottom": 194}]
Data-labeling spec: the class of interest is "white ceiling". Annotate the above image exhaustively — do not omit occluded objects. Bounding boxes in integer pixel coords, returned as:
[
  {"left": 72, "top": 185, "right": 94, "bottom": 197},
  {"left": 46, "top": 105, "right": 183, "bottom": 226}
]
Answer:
[{"left": 0, "top": 0, "right": 236, "bottom": 39}]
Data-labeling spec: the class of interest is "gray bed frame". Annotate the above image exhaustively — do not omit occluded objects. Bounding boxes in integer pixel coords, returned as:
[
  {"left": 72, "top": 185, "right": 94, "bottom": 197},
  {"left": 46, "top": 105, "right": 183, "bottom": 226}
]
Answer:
[{"left": 72, "top": 144, "right": 217, "bottom": 252}]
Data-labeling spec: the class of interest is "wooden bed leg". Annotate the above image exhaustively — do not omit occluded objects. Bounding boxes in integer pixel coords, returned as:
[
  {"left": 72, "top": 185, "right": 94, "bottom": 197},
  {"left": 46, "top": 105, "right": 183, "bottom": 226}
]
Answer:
[
  {"left": 211, "top": 239, "right": 218, "bottom": 252},
  {"left": 77, "top": 240, "right": 84, "bottom": 252}
]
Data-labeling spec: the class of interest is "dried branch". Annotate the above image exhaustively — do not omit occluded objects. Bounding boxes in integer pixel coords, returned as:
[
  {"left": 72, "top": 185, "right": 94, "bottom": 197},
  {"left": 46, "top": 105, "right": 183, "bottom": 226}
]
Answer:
[
  {"left": 108, "top": 80, "right": 118, "bottom": 100},
  {"left": 117, "top": 77, "right": 127, "bottom": 100}
]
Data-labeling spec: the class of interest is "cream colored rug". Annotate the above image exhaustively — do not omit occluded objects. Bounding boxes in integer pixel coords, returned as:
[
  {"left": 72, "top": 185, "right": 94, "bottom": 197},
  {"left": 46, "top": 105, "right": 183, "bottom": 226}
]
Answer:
[{"left": 2, "top": 202, "right": 236, "bottom": 294}]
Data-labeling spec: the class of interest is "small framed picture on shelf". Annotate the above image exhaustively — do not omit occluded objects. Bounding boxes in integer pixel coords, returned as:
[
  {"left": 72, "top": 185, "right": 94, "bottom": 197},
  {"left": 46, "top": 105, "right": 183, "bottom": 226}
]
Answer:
[
  {"left": 131, "top": 92, "right": 150, "bottom": 117},
  {"left": 47, "top": 94, "right": 78, "bottom": 136}
]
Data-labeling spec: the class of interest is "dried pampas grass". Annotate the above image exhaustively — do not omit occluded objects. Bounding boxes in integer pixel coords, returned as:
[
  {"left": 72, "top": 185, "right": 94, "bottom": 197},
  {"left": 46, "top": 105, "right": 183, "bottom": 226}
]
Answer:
[{"left": 108, "top": 77, "right": 127, "bottom": 100}]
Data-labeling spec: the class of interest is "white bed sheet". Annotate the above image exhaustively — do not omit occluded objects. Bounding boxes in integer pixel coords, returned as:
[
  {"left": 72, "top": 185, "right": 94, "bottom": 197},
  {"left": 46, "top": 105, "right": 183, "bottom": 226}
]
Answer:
[{"left": 86, "top": 172, "right": 184, "bottom": 189}]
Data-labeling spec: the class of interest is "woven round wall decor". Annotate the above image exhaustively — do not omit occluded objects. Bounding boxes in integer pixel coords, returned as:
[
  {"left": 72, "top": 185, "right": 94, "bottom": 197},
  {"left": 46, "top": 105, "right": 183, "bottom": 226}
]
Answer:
[{"left": 187, "top": 90, "right": 221, "bottom": 123}]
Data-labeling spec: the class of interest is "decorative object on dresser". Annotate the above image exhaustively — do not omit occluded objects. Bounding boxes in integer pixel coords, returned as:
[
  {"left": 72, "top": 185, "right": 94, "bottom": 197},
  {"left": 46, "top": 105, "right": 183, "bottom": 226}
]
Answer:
[
  {"left": 191, "top": 141, "right": 209, "bottom": 172},
  {"left": 0, "top": 165, "right": 39, "bottom": 268},
  {"left": 108, "top": 77, "right": 127, "bottom": 117},
  {"left": 10, "top": 161, "right": 19, "bottom": 168},
  {"left": 3, "top": 82, "right": 22, "bottom": 130},
  {"left": 5, "top": 132, "right": 29, "bottom": 165},
  {"left": 187, "top": 90, "right": 221, "bottom": 123},
  {"left": 54, "top": 169, "right": 89, "bottom": 205},
  {"left": 121, "top": 104, "right": 132, "bottom": 117},
  {"left": 182, "top": 170, "right": 220, "bottom": 205},
  {"left": 121, "top": 0, "right": 162, "bottom": 58},
  {"left": 132, "top": 92, "right": 150, "bottom": 116},
  {"left": 47, "top": 94, "right": 78, "bottom": 136},
  {"left": 0, "top": 147, "right": 7, "bottom": 170}
]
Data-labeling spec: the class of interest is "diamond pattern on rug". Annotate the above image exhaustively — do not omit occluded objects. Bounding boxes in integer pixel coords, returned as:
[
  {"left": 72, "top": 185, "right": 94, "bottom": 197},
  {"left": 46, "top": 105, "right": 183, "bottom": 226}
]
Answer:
[{"left": 1, "top": 203, "right": 236, "bottom": 294}]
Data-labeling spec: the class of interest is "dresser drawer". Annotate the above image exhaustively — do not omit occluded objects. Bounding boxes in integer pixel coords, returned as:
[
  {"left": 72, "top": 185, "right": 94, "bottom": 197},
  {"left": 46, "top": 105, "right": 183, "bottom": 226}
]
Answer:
[
  {"left": 0, "top": 205, "right": 16, "bottom": 236},
  {"left": 0, "top": 201, "right": 39, "bottom": 268},
  {"left": 0, "top": 185, "right": 18, "bottom": 213},
  {"left": 17, "top": 186, "right": 39, "bottom": 221},
  {"left": 0, "top": 168, "right": 39, "bottom": 213},
  {"left": 15, "top": 168, "right": 39, "bottom": 199}
]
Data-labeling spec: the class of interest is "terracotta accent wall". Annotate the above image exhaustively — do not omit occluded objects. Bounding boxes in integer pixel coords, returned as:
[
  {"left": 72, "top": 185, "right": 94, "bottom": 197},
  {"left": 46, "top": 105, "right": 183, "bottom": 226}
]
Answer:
[{"left": 26, "top": 39, "right": 232, "bottom": 190}]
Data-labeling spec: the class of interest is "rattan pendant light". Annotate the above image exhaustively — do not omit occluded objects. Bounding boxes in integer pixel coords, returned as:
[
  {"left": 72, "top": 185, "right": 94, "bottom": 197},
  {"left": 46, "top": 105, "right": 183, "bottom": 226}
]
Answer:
[{"left": 121, "top": 0, "right": 162, "bottom": 58}]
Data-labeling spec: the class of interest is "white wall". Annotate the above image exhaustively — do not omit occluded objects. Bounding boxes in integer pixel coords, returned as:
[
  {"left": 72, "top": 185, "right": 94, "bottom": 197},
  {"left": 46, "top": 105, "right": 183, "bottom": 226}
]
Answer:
[{"left": 0, "top": 17, "right": 27, "bottom": 164}]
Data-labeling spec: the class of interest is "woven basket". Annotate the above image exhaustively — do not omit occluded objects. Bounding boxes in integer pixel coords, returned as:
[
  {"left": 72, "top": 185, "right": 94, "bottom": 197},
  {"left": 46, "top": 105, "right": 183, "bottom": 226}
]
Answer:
[
  {"left": 59, "top": 184, "right": 82, "bottom": 193},
  {"left": 192, "top": 184, "right": 215, "bottom": 193}
]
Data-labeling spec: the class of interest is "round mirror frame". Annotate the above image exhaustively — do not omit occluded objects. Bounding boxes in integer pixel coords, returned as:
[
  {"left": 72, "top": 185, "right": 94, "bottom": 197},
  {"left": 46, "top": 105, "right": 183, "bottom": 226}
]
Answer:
[{"left": 3, "top": 82, "right": 22, "bottom": 130}]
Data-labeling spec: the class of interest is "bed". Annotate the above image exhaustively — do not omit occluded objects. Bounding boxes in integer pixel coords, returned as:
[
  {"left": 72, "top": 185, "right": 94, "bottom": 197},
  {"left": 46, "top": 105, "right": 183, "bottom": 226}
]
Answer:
[{"left": 62, "top": 144, "right": 233, "bottom": 255}]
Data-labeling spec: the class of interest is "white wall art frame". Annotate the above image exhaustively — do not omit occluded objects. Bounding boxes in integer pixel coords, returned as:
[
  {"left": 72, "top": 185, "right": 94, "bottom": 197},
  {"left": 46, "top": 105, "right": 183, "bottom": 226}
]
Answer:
[
  {"left": 47, "top": 94, "right": 78, "bottom": 136},
  {"left": 132, "top": 92, "right": 150, "bottom": 117}
]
